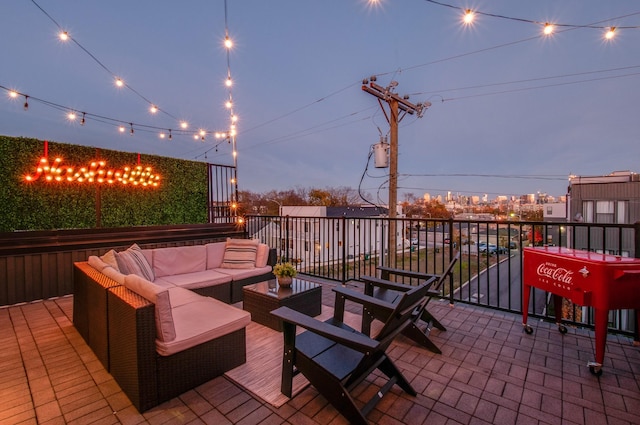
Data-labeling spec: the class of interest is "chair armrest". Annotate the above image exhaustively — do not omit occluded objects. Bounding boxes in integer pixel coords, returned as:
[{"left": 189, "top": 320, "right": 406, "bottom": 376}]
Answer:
[
  {"left": 361, "top": 275, "right": 436, "bottom": 293},
  {"left": 332, "top": 286, "right": 397, "bottom": 312},
  {"left": 271, "top": 306, "right": 377, "bottom": 353},
  {"left": 377, "top": 266, "right": 438, "bottom": 281}
]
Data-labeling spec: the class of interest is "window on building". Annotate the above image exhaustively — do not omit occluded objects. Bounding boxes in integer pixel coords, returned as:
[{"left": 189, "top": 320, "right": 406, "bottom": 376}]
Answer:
[
  {"left": 582, "top": 201, "right": 593, "bottom": 222},
  {"left": 617, "top": 201, "right": 628, "bottom": 224},
  {"left": 596, "top": 201, "right": 614, "bottom": 223},
  {"left": 583, "top": 200, "right": 628, "bottom": 224},
  {"left": 546, "top": 206, "right": 553, "bottom": 215}
]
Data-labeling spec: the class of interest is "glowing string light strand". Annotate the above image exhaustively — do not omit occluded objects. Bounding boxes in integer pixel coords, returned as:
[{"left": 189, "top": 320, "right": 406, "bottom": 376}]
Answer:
[
  {"left": 422, "top": 0, "right": 640, "bottom": 36},
  {"left": 28, "top": 0, "right": 187, "bottom": 126},
  {"left": 0, "top": 84, "right": 212, "bottom": 139}
]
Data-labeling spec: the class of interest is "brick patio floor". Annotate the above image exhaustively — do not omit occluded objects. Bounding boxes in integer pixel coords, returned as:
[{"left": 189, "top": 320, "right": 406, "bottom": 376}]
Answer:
[{"left": 1, "top": 279, "right": 639, "bottom": 425}]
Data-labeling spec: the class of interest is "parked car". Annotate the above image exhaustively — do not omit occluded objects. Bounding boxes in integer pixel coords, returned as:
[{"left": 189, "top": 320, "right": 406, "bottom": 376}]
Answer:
[
  {"left": 478, "top": 242, "right": 497, "bottom": 255},
  {"left": 411, "top": 238, "right": 419, "bottom": 246}
]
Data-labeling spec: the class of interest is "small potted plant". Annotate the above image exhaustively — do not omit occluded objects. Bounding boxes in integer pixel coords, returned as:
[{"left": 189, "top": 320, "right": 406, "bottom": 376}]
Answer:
[{"left": 273, "top": 262, "right": 297, "bottom": 288}]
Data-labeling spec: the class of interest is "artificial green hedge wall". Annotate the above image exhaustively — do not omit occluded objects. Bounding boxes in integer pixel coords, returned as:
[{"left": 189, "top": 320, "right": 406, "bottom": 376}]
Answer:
[{"left": 0, "top": 136, "right": 208, "bottom": 231}]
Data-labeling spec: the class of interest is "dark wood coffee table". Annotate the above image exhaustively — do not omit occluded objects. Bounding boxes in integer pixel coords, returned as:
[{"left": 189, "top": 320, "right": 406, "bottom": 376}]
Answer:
[{"left": 242, "top": 278, "right": 322, "bottom": 331}]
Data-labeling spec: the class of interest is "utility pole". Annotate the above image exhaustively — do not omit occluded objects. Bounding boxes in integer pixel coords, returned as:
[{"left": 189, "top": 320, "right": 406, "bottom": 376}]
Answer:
[{"left": 362, "top": 76, "right": 430, "bottom": 266}]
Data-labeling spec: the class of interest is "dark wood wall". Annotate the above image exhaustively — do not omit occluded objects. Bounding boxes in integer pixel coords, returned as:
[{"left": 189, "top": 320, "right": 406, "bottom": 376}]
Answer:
[{"left": 0, "top": 223, "right": 245, "bottom": 306}]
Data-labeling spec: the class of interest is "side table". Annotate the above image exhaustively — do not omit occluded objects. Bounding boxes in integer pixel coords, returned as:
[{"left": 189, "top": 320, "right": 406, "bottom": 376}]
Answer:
[{"left": 242, "top": 278, "right": 322, "bottom": 331}]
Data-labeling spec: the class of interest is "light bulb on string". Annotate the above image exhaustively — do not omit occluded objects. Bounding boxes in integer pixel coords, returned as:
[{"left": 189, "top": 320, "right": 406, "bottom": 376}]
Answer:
[
  {"left": 224, "top": 36, "right": 233, "bottom": 49},
  {"left": 180, "top": 121, "right": 188, "bottom": 129},
  {"left": 67, "top": 111, "right": 76, "bottom": 121},
  {"left": 59, "top": 31, "right": 69, "bottom": 41},
  {"left": 462, "top": 9, "right": 475, "bottom": 25},
  {"left": 23, "top": 95, "right": 29, "bottom": 111},
  {"left": 605, "top": 27, "right": 616, "bottom": 40},
  {"left": 119, "top": 126, "right": 126, "bottom": 133},
  {"left": 150, "top": 105, "right": 158, "bottom": 114},
  {"left": 225, "top": 100, "right": 233, "bottom": 109},
  {"left": 130, "top": 123, "right": 134, "bottom": 135},
  {"left": 168, "top": 129, "right": 172, "bottom": 140},
  {"left": 81, "top": 112, "right": 86, "bottom": 125},
  {"left": 225, "top": 77, "right": 233, "bottom": 87},
  {"left": 115, "top": 77, "right": 124, "bottom": 88},
  {"left": 160, "top": 132, "right": 166, "bottom": 139},
  {"left": 543, "top": 23, "right": 555, "bottom": 35},
  {"left": 9, "top": 90, "right": 18, "bottom": 99}
]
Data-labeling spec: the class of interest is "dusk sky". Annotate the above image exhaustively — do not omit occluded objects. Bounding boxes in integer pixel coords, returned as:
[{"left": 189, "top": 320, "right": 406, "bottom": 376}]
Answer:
[{"left": 2, "top": 0, "right": 639, "bottom": 203}]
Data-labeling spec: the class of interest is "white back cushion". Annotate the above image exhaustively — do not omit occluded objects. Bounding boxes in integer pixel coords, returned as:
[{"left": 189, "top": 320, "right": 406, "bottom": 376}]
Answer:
[
  {"left": 123, "top": 274, "right": 176, "bottom": 342},
  {"left": 152, "top": 245, "right": 206, "bottom": 277}
]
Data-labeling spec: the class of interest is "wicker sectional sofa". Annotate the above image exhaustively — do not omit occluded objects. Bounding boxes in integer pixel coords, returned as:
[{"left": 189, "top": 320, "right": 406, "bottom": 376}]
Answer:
[{"left": 72, "top": 239, "right": 276, "bottom": 412}]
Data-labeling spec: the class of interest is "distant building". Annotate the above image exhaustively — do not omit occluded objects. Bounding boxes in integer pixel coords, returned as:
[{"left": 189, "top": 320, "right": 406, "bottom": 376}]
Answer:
[
  {"left": 543, "top": 202, "right": 567, "bottom": 223},
  {"left": 253, "top": 205, "right": 393, "bottom": 266},
  {"left": 568, "top": 171, "right": 640, "bottom": 256}
]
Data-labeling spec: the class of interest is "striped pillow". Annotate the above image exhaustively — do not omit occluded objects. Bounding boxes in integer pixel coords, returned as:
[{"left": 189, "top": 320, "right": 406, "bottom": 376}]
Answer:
[
  {"left": 115, "top": 244, "right": 155, "bottom": 281},
  {"left": 221, "top": 238, "right": 259, "bottom": 269}
]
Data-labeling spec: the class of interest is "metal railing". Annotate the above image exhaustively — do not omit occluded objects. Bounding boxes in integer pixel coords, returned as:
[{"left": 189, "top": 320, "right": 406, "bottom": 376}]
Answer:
[{"left": 246, "top": 214, "right": 639, "bottom": 337}]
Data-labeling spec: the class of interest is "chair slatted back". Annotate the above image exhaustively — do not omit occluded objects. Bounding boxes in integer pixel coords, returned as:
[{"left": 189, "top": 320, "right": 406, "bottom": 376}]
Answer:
[{"left": 374, "top": 282, "right": 431, "bottom": 344}]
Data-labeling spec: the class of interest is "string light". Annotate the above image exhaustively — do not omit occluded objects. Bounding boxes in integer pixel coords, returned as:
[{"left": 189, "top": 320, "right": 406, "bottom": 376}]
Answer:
[
  {"left": 23, "top": 95, "right": 29, "bottom": 111},
  {"left": 543, "top": 23, "right": 555, "bottom": 36},
  {"left": 462, "top": 9, "right": 475, "bottom": 25},
  {"left": 9, "top": 90, "right": 18, "bottom": 98},
  {"left": 20, "top": 0, "right": 242, "bottom": 165},
  {"left": 605, "top": 27, "right": 616, "bottom": 40},
  {"left": 168, "top": 129, "right": 172, "bottom": 140},
  {"left": 425, "top": 0, "right": 640, "bottom": 39}
]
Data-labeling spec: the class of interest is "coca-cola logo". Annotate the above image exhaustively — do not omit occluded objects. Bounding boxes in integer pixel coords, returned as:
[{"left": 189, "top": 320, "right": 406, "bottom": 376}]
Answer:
[{"left": 536, "top": 262, "right": 574, "bottom": 285}]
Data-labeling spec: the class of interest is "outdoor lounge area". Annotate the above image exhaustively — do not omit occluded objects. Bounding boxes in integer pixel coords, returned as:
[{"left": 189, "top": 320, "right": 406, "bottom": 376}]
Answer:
[{"left": 2, "top": 277, "right": 639, "bottom": 425}]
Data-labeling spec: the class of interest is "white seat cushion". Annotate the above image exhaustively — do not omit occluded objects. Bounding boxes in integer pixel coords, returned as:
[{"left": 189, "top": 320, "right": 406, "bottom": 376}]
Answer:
[
  {"left": 216, "top": 265, "right": 273, "bottom": 281},
  {"left": 156, "top": 290, "right": 250, "bottom": 356},
  {"left": 155, "top": 269, "right": 232, "bottom": 290}
]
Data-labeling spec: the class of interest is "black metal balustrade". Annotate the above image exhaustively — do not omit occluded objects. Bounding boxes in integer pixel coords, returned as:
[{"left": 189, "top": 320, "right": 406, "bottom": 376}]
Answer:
[{"left": 246, "top": 214, "right": 639, "bottom": 337}]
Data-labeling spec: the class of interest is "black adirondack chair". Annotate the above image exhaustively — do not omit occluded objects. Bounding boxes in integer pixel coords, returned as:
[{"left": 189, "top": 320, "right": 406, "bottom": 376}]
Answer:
[
  {"left": 271, "top": 281, "right": 432, "bottom": 425},
  {"left": 360, "top": 252, "right": 460, "bottom": 354}
]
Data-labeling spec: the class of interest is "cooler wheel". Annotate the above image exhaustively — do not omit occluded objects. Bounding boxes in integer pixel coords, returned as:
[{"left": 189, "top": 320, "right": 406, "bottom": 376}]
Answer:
[
  {"left": 558, "top": 324, "right": 567, "bottom": 334},
  {"left": 588, "top": 363, "right": 603, "bottom": 376},
  {"left": 523, "top": 324, "right": 533, "bottom": 334}
]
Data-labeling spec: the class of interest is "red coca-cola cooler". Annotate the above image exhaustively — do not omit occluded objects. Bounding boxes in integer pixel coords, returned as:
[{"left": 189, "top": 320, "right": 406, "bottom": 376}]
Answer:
[{"left": 523, "top": 246, "right": 640, "bottom": 375}]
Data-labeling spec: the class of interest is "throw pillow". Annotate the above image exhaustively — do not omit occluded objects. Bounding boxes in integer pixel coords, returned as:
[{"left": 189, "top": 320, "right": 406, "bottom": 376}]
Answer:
[
  {"left": 115, "top": 243, "right": 155, "bottom": 281},
  {"left": 221, "top": 238, "right": 259, "bottom": 269},
  {"left": 100, "top": 249, "right": 120, "bottom": 272},
  {"left": 255, "top": 244, "right": 270, "bottom": 268}
]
